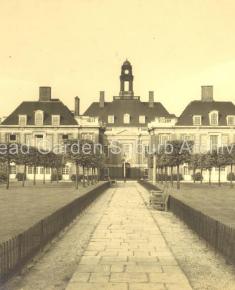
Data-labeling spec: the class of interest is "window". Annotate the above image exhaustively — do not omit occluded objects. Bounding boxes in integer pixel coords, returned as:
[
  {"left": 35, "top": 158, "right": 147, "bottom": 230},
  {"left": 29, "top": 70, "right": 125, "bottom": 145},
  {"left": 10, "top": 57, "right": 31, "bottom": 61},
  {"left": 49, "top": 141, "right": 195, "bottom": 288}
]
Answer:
[
  {"left": 35, "top": 134, "right": 43, "bottom": 147},
  {"left": 139, "top": 115, "right": 146, "bottom": 124},
  {"left": 122, "top": 143, "right": 132, "bottom": 159},
  {"left": 62, "top": 166, "right": 69, "bottom": 175},
  {"left": 183, "top": 166, "right": 189, "bottom": 175},
  {"left": 159, "top": 134, "right": 170, "bottom": 145},
  {"left": 193, "top": 115, "right": 201, "bottom": 126},
  {"left": 62, "top": 134, "right": 68, "bottom": 140},
  {"left": 210, "top": 135, "right": 218, "bottom": 151},
  {"left": 10, "top": 165, "right": 16, "bottom": 174},
  {"left": 180, "top": 134, "right": 194, "bottom": 141},
  {"left": 81, "top": 133, "right": 93, "bottom": 140},
  {"left": 227, "top": 115, "right": 235, "bottom": 126},
  {"left": 52, "top": 115, "right": 60, "bottom": 126},
  {"left": 35, "top": 110, "right": 44, "bottom": 126},
  {"left": 46, "top": 167, "right": 50, "bottom": 174},
  {"left": 144, "top": 145, "right": 149, "bottom": 158},
  {"left": 209, "top": 111, "right": 218, "bottom": 126},
  {"left": 108, "top": 115, "right": 114, "bottom": 124},
  {"left": 28, "top": 166, "right": 33, "bottom": 174},
  {"left": 9, "top": 134, "right": 16, "bottom": 142},
  {"left": 123, "top": 113, "right": 130, "bottom": 124},
  {"left": 19, "top": 115, "right": 27, "bottom": 126}
]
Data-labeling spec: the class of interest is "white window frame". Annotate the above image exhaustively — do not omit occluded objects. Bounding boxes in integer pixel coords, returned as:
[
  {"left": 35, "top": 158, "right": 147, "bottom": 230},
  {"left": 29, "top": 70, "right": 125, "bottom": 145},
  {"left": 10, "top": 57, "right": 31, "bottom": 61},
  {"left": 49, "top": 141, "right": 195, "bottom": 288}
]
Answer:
[
  {"left": 227, "top": 115, "right": 235, "bottom": 126},
  {"left": 209, "top": 111, "right": 218, "bottom": 126},
  {"left": 159, "top": 134, "right": 170, "bottom": 146},
  {"left": 139, "top": 115, "right": 146, "bottom": 124},
  {"left": 18, "top": 115, "right": 27, "bottom": 126},
  {"left": 35, "top": 110, "right": 44, "bottom": 126},
  {"left": 81, "top": 133, "right": 93, "bottom": 141},
  {"left": 193, "top": 115, "right": 201, "bottom": 126},
  {"left": 123, "top": 113, "right": 130, "bottom": 124},
  {"left": 52, "top": 115, "right": 60, "bottom": 126},
  {"left": 108, "top": 115, "right": 114, "bottom": 124}
]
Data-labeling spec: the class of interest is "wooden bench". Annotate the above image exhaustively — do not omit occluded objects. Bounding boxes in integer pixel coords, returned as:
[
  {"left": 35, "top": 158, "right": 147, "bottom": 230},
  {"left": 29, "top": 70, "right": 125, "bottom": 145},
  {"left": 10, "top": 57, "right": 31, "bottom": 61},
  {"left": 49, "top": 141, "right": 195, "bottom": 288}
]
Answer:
[
  {"left": 149, "top": 190, "right": 168, "bottom": 211},
  {"left": 109, "top": 180, "right": 117, "bottom": 187}
]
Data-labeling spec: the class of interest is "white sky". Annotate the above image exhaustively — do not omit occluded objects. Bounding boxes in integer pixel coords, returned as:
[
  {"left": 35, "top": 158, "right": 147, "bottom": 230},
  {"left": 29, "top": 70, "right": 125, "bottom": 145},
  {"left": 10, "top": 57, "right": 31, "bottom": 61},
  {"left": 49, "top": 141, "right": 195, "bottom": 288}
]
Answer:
[{"left": 0, "top": 0, "right": 235, "bottom": 117}]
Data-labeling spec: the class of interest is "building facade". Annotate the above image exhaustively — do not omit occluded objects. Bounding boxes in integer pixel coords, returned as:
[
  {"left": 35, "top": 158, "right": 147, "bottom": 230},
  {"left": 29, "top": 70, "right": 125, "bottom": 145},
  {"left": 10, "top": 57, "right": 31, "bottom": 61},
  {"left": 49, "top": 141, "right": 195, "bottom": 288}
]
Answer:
[
  {"left": 0, "top": 87, "right": 105, "bottom": 181},
  {"left": 148, "top": 86, "right": 235, "bottom": 182},
  {"left": 1, "top": 62, "right": 235, "bottom": 182},
  {"left": 84, "top": 60, "right": 174, "bottom": 179}
]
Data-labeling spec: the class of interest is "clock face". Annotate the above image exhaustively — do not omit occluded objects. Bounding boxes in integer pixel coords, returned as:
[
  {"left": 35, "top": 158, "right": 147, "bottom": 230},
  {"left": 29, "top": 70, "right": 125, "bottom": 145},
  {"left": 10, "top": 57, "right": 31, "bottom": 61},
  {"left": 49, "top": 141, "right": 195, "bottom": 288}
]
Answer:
[{"left": 124, "top": 69, "right": 129, "bottom": 74}]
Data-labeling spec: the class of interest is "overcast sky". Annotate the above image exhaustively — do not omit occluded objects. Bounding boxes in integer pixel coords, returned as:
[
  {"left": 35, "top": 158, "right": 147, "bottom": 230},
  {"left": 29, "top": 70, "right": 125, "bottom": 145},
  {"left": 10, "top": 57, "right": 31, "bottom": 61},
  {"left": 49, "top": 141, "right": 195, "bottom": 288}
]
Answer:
[{"left": 0, "top": 0, "right": 235, "bottom": 117}]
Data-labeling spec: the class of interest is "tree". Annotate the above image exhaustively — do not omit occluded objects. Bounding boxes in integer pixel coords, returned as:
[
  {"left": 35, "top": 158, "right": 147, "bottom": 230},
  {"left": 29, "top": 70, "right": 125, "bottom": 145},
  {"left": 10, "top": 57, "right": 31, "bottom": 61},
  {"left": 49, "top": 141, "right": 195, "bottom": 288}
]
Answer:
[
  {"left": 203, "top": 152, "right": 215, "bottom": 185},
  {"left": 211, "top": 148, "right": 228, "bottom": 186},
  {"left": 66, "top": 139, "right": 95, "bottom": 189},
  {"left": 166, "top": 140, "right": 194, "bottom": 189},
  {"left": 188, "top": 153, "right": 200, "bottom": 183},
  {"left": 0, "top": 143, "right": 19, "bottom": 189},
  {"left": 222, "top": 144, "right": 235, "bottom": 188}
]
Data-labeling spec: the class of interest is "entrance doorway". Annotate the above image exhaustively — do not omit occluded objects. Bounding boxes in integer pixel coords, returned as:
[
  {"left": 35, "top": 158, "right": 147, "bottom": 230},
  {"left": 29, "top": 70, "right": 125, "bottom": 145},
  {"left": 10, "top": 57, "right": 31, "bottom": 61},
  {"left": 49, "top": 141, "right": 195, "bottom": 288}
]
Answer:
[{"left": 122, "top": 162, "right": 131, "bottom": 179}]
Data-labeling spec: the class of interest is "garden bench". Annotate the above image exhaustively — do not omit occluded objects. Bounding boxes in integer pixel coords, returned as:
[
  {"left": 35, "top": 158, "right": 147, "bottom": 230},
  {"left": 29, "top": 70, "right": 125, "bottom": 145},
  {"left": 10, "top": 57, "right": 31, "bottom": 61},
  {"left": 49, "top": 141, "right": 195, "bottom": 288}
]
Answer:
[{"left": 149, "top": 189, "right": 168, "bottom": 211}]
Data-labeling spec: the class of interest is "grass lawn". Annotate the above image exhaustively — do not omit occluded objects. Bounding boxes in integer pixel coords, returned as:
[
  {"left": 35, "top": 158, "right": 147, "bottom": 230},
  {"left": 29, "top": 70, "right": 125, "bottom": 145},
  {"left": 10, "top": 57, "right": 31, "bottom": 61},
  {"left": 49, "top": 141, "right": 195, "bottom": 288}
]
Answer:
[
  {"left": 0, "top": 181, "right": 103, "bottom": 243},
  {"left": 164, "top": 182, "right": 235, "bottom": 227}
]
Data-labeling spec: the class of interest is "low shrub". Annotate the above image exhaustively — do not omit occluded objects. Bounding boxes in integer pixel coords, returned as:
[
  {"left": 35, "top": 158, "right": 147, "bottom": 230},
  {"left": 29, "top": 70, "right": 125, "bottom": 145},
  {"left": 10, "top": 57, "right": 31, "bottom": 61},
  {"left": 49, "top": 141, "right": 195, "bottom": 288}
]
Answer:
[
  {"left": 70, "top": 174, "right": 83, "bottom": 182},
  {"left": 192, "top": 172, "right": 203, "bottom": 181},
  {"left": 51, "top": 173, "right": 62, "bottom": 181},
  {"left": 0, "top": 172, "right": 7, "bottom": 183},
  {"left": 227, "top": 172, "right": 235, "bottom": 181},
  {"left": 156, "top": 173, "right": 183, "bottom": 181},
  {"left": 16, "top": 173, "right": 26, "bottom": 181}
]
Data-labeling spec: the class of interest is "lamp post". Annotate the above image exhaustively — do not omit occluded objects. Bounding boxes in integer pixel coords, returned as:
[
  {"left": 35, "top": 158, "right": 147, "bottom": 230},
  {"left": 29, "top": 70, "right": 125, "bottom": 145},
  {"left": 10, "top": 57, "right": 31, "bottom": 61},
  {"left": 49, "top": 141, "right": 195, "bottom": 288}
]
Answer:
[
  {"left": 122, "top": 153, "right": 127, "bottom": 183},
  {"left": 152, "top": 152, "right": 157, "bottom": 184}
]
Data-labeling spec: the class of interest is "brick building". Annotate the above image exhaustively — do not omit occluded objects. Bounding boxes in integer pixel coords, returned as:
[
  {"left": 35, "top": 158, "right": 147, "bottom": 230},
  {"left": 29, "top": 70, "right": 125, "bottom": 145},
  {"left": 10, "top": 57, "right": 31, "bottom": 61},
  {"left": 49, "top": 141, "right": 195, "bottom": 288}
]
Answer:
[{"left": 148, "top": 86, "right": 235, "bottom": 182}]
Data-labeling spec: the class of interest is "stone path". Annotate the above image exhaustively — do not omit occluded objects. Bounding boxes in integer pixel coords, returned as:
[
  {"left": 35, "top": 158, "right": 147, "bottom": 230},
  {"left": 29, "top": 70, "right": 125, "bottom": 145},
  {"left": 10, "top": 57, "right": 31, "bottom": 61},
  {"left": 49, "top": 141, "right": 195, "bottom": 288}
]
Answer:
[{"left": 66, "top": 182, "right": 192, "bottom": 290}]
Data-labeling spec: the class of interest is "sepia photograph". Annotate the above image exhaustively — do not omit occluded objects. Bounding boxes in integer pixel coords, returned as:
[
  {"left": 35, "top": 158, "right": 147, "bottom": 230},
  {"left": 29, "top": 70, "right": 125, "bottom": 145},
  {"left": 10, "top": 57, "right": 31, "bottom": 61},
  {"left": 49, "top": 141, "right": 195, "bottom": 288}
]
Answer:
[{"left": 0, "top": 0, "right": 235, "bottom": 289}]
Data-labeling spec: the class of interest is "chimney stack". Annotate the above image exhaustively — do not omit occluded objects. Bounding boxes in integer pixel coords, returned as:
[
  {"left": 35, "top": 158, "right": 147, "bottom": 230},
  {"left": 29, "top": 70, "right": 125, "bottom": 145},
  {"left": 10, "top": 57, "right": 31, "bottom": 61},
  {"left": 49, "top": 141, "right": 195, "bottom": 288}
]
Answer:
[
  {"left": 99, "top": 91, "right": 105, "bottom": 108},
  {"left": 201, "top": 86, "right": 213, "bottom": 102},
  {"left": 74, "top": 96, "right": 80, "bottom": 116},
  {"left": 39, "top": 86, "right": 51, "bottom": 101},
  {"left": 149, "top": 91, "right": 154, "bottom": 108}
]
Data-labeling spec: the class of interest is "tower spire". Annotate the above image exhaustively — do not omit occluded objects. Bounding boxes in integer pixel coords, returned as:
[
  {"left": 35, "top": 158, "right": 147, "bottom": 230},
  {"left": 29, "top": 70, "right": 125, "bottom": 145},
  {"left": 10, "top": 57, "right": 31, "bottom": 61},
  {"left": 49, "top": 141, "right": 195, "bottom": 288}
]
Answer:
[{"left": 119, "top": 60, "right": 134, "bottom": 98}]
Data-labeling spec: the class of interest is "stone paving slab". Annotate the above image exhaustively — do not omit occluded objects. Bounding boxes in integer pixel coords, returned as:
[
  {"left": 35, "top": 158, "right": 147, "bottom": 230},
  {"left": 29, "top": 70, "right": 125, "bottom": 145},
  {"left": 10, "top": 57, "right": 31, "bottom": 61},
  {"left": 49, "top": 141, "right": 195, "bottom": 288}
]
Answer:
[{"left": 66, "top": 182, "right": 192, "bottom": 290}]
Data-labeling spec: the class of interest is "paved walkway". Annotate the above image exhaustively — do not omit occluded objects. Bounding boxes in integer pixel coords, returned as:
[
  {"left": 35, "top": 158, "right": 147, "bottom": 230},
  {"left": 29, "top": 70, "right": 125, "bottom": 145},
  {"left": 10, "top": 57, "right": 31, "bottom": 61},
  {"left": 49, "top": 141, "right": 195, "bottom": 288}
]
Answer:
[{"left": 66, "top": 182, "right": 192, "bottom": 290}]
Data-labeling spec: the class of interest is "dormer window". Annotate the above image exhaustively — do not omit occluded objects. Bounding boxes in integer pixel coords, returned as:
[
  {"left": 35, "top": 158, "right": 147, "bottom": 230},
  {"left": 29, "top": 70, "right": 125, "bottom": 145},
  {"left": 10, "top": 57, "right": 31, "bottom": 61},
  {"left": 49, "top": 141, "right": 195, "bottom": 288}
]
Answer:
[
  {"left": 19, "top": 115, "right": 27, "bottom": 126},
  {"left": 227, "top": 115, "right": 235, "bottom": 126},
  {"left": 108, "top": 115, "right": 114, "bottom": 124},
  {"left": 193, "top": 115, "right": 201, "bottom": 126},
  {"left": 139, "top": 115, "right": 146, "bottom": 124},
  {"left": 123, "top": 113, "right": 130, "bottom": 124},
  {"left": 35, "top": 110, "right": 44, "bottom": 126},
  {"left": 52, "top": 115, "right": 60, "bottom": 126},
  {"left": 209, "top": 111, "right": 218, "bottom": 126}
]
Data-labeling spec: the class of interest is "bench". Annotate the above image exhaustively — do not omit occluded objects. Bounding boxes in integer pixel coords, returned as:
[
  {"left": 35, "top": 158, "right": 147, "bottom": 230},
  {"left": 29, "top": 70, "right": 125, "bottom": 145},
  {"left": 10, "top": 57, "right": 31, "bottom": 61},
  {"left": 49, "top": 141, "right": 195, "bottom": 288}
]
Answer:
[
  {"left": 149, "top": 190, "right": 168, "bottom": 211},
  {"left": 109, "top": 180, "right": 117, "bottom": 187}
]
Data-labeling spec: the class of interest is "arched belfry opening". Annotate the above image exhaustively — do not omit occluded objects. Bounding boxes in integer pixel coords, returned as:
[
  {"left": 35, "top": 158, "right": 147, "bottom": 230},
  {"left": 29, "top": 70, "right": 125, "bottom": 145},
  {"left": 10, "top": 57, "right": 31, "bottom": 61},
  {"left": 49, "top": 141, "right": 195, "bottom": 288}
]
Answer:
[{"left": 119, "top": 60, "right": 134, "bottom": 98}]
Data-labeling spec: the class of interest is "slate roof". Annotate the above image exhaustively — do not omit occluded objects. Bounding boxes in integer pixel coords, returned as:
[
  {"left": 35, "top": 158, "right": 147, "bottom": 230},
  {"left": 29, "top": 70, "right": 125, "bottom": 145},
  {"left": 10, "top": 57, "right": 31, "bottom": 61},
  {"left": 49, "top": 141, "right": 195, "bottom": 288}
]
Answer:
[
  {"left": 176, "top": 101, "right": 235, "bottom": 126},
  {"left": 83, "top": 99, "right": 174, "bottom": 127},
  {"left": 2, "top": 100, "right": 77, "bottom": 126}
]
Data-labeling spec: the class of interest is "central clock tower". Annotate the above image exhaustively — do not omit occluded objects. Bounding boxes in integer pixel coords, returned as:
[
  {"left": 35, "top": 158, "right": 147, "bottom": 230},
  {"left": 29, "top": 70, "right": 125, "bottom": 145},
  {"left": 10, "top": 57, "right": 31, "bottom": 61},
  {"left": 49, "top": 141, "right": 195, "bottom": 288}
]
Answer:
[{"left": 119, "top": 60, "right": 134, "bottom": 98}]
